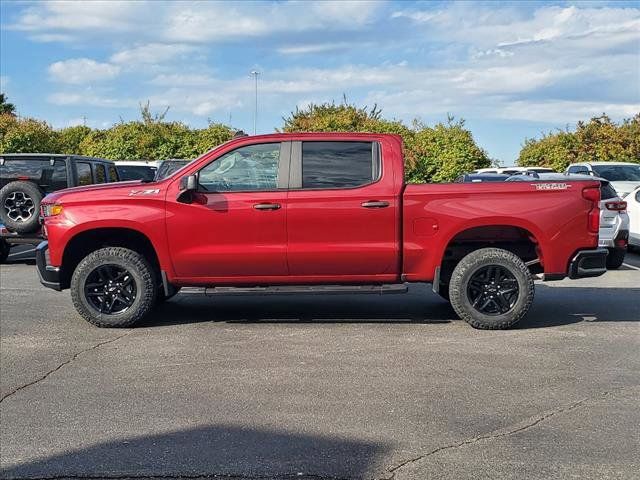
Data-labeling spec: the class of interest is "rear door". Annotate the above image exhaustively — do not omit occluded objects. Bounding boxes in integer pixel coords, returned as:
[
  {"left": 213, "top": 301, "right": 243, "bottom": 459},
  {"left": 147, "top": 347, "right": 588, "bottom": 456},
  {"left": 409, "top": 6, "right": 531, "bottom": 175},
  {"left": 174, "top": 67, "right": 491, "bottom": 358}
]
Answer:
[{"left": 286, "top": 140, "right": 400, "bottom": 279}]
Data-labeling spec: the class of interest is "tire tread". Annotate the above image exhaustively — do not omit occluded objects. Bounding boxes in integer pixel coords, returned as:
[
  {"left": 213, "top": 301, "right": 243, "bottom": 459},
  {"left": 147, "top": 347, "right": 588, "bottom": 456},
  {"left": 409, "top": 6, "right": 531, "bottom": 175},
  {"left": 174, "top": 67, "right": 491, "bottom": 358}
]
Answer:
[
  {"left": 449, "top": 247, "right": 534, "bottom": 330},
  {"left": 70, "top": 247, "right": 156, "bottom": 328}
]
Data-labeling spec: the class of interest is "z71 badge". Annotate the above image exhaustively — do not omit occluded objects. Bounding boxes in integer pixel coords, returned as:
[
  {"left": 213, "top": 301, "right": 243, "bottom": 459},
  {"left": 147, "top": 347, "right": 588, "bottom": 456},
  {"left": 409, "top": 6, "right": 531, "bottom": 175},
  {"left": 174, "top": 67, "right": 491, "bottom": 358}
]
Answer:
[
  {"left": 531, "top": 183, "right": 572, "bottom": 190},
  {"left": 128, "top": 188, "right": 160, "bottom": 196}
]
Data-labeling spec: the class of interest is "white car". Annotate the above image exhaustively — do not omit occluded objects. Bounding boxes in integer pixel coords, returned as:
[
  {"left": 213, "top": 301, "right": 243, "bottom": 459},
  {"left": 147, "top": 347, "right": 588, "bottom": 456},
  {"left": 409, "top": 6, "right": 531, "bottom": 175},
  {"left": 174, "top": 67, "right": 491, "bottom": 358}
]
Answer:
[
  {"left": 473, "top": 166, "right": 555, "bottom": 175},
  {"left": 627, "top": 186, "right": 640, "bottom": 250},
  {"left": 565, "top": 162, "right": 640, "bottom": 198},
  {"left": 507, "top": 173, "right": 629, "bottom": 268}
]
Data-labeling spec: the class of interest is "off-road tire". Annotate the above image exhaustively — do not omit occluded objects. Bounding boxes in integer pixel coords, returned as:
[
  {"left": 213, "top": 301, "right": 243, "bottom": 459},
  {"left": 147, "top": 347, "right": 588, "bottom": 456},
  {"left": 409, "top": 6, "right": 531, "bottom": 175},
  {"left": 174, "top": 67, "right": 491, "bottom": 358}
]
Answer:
[
  {"left": 449, "top": 248, "right": 534, "bottom": 330},
  {"left": 71, "top": 247, "right": 157, "bottom": 328},
  {"left": 0, "top": 239, "right": 10, "bottom": 263},
  {"left": 0, "top": 181, "right": 43, "bottom": 234},
  {"left": 606, "top": 248, "right": 625, "bottom": 270}
]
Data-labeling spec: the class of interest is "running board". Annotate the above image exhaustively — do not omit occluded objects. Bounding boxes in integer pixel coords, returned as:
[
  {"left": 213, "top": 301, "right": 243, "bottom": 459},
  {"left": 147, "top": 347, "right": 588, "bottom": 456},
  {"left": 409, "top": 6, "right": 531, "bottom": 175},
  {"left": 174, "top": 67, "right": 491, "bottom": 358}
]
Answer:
[{"left": 204, "top": 284, "right": 408, "bottom": 296}]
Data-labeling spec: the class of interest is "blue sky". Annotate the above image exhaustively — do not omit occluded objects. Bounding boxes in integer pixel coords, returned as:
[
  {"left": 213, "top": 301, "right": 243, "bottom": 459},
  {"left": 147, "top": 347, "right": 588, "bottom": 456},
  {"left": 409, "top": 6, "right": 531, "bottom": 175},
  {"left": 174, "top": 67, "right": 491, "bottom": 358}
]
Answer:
[{"left": 1, "top": 0, "right": 639, "bottom": 163}]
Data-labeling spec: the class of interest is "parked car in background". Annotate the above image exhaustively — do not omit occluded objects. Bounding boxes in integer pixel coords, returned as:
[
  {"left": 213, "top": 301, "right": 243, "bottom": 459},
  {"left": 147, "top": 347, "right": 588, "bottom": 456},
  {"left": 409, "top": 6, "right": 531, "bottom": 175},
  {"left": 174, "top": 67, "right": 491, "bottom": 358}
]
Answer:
[
  {"left": 154, "top": 159, "right": 191, "bottom": 181},
  {"left": 565, "top": 162, "right": 640, "bottom": 198},
  {"left": 0, "top": 154, "right": 119, "bottom": 263},
  {"left": 627, "top": 186, "right": 640, "bottom": 251},
  {"left": 37, "top": 133, "right": 607, "bottom": 330},
  {"left": 508, "top": 173, "right": 629, "bottom": 269},
  {"left": 454, "top": 173, "right": 511, "bottom": 183},
  {"left": 115, "top": 161, "right": 157, "bottom": 182},
  {"left": 473, "top": 166, "right": 555, "bottom": 175}
]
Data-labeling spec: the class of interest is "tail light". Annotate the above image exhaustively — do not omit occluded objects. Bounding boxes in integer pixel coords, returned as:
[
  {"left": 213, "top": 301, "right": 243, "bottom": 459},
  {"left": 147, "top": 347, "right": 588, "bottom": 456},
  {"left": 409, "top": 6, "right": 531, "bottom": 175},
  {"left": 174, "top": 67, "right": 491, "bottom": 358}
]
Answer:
[
  {"left": 582, "top": 186, "right": 600, "bottom": 234},
  {"left": 605, "top": 201, "right": 627, "bottom": 212}
]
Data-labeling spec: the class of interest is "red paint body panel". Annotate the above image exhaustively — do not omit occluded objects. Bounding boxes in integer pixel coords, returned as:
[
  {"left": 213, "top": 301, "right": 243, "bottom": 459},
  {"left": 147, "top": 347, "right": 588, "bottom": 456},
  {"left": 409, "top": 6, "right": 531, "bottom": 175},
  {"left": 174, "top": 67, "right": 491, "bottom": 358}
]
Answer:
[
  {"left": 402, "top": 183, "right": 598, "bottom": 281},
  {"left": 40, "top": 133, "right": 600, "bottom": 288},
  {"left": 286, "top": 135, "right": 403, "bottom": 280}
]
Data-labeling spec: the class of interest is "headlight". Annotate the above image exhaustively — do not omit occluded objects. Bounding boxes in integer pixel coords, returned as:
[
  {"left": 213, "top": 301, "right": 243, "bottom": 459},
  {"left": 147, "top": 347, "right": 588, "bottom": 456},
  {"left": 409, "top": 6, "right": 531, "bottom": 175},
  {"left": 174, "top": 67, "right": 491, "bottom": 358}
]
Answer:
[{"left": 42, "top": 204, "right": 64, "bottom": 217}]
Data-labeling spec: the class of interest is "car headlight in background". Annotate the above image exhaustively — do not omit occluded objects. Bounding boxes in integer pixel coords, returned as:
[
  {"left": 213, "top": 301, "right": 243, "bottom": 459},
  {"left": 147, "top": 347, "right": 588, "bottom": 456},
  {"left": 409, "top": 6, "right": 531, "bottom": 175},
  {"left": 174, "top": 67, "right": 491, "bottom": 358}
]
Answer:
[{"left": 42, "top": 204, "right": 64, "bottom": 217}]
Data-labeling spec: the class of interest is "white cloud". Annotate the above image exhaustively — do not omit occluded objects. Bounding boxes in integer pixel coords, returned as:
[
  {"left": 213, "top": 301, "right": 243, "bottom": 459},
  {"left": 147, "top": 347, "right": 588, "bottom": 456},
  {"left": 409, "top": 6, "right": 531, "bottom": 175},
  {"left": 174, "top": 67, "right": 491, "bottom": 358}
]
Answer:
[
  {"left": 48, "top": 91, "right": 132, "bottom": 108},
  {"left": 11, "top": 1, "right": 150, "bottom": 34},
  {"left": 48, "top": 58, "right": 120, "bottom": 84},
  {"left": 110, "top": 43, "right": 196, "bottom": 64},
  {"left": 277, "top": 42, "right": 368, "bottom": 55},
  {"left": 10, "top": 0, "right": 382, "bottom": 44},
  {"left": 495, "top": 100, "right": 640, "bottom": 123},
  {"left": 393, "top": 4, "right": 640, "bottom": 52}
]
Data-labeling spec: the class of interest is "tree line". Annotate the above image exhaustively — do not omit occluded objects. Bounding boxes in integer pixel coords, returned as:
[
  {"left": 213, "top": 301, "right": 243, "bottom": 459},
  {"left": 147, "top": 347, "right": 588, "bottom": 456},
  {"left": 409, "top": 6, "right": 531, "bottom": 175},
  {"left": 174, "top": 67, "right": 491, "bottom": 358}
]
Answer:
[{"left": 1, "top": 93, "right": 638, "bottom": 182}]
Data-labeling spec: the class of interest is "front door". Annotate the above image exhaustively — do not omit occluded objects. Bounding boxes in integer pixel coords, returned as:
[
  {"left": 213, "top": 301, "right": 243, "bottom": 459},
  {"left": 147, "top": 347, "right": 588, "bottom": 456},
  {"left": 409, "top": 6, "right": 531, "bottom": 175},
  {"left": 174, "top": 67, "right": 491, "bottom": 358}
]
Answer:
[{"left": 165, "top": 142, "right": 289, "bottom": 281}]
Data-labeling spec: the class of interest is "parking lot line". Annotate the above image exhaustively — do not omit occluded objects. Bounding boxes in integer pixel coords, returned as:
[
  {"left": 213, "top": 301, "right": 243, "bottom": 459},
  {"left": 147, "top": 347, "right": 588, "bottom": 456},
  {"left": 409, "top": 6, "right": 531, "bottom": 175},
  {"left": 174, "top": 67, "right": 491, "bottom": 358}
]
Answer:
[
  {"left": 7, "top": 248, "right": 36, "bottom": 257},
  {"left": 622, "top": 263, "right": 640, "bottom": 270}
]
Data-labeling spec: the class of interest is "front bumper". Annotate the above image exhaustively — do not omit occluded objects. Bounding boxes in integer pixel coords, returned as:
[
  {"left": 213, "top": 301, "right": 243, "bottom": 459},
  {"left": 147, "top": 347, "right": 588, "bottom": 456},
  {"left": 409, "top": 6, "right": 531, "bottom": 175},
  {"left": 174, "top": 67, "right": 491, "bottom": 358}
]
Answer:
[
  {"left": 568, "top": 248, "right": 608, "bottom": 279},
  {"left": 35, "top": 241, "right": 62, "bottom": 291}
]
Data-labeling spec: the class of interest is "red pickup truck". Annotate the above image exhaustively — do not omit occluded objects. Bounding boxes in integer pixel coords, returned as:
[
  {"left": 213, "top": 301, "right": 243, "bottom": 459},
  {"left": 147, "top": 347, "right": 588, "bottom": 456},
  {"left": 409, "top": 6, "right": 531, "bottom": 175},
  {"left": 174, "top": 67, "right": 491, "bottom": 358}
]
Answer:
[{"left": 36, "top": 133, "right": 607, "bottom": 329}]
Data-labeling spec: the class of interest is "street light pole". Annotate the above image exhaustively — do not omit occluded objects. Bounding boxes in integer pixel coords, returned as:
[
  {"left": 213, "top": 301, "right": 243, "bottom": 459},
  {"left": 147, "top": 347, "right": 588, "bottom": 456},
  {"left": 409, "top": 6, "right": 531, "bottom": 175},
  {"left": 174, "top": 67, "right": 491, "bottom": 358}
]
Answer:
[{"left": 250, "top": 70, "right": 260, "bottom": 135}]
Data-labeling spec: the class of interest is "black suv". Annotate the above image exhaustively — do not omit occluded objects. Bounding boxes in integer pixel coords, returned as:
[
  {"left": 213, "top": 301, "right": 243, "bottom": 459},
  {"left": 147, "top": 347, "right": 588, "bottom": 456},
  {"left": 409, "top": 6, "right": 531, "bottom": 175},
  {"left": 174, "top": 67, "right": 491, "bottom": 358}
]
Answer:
[{"left": 0, "top": 154, "right": 119, "bottom": 262}]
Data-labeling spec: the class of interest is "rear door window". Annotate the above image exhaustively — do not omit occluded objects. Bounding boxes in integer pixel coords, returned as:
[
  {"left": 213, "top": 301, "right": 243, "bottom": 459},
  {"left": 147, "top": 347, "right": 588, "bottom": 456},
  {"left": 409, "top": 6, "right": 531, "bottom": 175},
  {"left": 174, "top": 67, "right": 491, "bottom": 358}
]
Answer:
[
  {"left": 77, "top": 162, "right": 93, "bottom": 186},
  {"left": 301, "top": 141, "right": 377, "bottom": 189},
  {"left": 108, "top": 165, "right": 119, "bottom": 182},
  {"left": 95, "top": 164, "right": 107, "bottom": 183}
]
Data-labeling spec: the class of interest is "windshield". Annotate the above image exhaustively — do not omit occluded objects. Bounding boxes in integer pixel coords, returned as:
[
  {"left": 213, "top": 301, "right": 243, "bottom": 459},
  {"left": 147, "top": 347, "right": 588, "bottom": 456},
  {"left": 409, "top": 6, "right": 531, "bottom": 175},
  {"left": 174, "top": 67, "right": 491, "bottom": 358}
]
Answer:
[{"left": 591, "top": 165, "right": 640, "bottom": 181}]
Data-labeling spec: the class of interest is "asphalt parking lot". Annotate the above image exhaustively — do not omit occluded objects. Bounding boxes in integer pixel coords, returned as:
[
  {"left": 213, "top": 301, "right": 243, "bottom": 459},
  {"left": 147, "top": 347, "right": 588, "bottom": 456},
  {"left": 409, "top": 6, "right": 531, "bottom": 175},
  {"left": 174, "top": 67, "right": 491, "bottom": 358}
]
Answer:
[{"left": 1, "top": 248, "right": 639, "bottom": 480}]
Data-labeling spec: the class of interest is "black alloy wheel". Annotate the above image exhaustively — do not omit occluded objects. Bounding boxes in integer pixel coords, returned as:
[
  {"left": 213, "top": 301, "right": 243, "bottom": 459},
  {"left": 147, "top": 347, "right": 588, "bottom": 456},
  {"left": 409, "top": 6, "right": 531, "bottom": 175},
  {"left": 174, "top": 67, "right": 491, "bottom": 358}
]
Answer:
[
  {"left": 466, "top": 265, "right": 519, "bottom": 316},
  {"left": 84, "top": 264, "right": 137, "bottom": 315}
]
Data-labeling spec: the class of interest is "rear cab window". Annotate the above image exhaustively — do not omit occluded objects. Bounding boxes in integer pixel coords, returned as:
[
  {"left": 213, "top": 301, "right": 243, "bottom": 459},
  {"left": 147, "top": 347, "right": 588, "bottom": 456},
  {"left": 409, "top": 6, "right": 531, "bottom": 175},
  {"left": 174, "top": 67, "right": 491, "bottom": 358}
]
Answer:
[
  {"left": 0, "top": 157, "right": 68, "bottom": 192},
  {"left": 300, "top": 141, "right": 379, "bottom": 189}
]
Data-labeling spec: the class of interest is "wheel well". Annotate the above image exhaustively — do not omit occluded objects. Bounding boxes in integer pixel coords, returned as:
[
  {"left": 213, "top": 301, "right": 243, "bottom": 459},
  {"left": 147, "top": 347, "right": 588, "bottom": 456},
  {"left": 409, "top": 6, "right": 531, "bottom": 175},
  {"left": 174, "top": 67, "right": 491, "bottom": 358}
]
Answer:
[
  {"left": 439, "top": 226, "right": 541, "bottom": 286},
  {"left": 60, "top": 228, "right": 160, "bottom": 289}
]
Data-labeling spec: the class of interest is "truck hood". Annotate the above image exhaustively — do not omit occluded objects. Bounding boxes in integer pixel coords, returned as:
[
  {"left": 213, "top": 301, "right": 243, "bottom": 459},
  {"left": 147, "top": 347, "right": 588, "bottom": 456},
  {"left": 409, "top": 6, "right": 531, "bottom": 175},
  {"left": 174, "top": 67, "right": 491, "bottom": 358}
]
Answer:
[
  {"left": 43, "top": 180, "right": 148, "bottom": 203},
  {"left": 610, "top": 181, "right": 640, "bottom": 198}
]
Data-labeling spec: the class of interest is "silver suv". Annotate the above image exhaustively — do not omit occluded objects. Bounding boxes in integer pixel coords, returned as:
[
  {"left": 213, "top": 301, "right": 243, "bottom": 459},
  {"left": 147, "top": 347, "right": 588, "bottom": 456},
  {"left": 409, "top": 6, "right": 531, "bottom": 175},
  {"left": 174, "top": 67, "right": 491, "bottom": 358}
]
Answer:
[
  {"left": 507, "top": 173, "right": 629, "bottom": 269},
  {"left": 565, "top": 162, "right": 640, "bottom": 198}
]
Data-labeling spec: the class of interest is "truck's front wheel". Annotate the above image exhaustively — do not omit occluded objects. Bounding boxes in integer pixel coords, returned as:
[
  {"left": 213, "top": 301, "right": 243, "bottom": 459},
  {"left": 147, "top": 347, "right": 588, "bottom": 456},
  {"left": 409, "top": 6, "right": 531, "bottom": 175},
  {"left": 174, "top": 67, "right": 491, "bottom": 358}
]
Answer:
[
  {"left": 449, "top": 248, "right": 534, "bottom": 330},
  {"left": 71, "top": 247, "right": 157, "bottom": 328}
]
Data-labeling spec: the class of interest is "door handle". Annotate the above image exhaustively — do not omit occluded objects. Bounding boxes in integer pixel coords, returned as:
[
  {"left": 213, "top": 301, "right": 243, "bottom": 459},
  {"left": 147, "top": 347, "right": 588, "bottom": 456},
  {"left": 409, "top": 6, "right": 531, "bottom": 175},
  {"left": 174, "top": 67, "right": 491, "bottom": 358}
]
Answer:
[
  {"left": 361, "top": 200, "right": 390, "bottom": 209},
  {"left": 253, "top": 203, "right": 281, "bottom": 211}
]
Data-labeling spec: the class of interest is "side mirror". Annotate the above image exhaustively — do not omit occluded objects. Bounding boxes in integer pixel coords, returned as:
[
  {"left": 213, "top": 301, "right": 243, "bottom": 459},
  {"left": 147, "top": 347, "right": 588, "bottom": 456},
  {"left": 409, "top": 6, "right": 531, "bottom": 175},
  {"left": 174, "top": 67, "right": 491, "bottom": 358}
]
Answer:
[
  {"left": 177, "top": 174, "right": 197, "bottom": 204},
  {"left": 179, "top": 174, "right": 197, "bottom": 192}
]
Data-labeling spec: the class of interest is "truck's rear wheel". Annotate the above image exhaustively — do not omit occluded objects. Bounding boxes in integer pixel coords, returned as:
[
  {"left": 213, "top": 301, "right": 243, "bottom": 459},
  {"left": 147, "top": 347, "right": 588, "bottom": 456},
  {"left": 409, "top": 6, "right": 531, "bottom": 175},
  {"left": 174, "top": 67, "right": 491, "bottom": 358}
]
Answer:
[
  {"left": 70, "top": 247, "right": 157, "bottom": 328},
  {"left": 449, "top": 248, "right": 534, "bottom": 330}
]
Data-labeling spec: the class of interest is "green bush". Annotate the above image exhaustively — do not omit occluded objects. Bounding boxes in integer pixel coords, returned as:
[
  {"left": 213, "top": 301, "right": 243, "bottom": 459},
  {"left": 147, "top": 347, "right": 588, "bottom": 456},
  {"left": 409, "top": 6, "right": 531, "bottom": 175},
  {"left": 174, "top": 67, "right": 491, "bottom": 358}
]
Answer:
[
  {"left": 0, "top": 114, "right": 60, "bottom": 153},
  {"left": 282, "top": 102, "right": 489, "bottom": 182},
  {"left": 58, "top": 125, "right": 92, "bottom": 154},
  {"left": 518, "top": 114, "right": 640, "bottom": 171}
]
